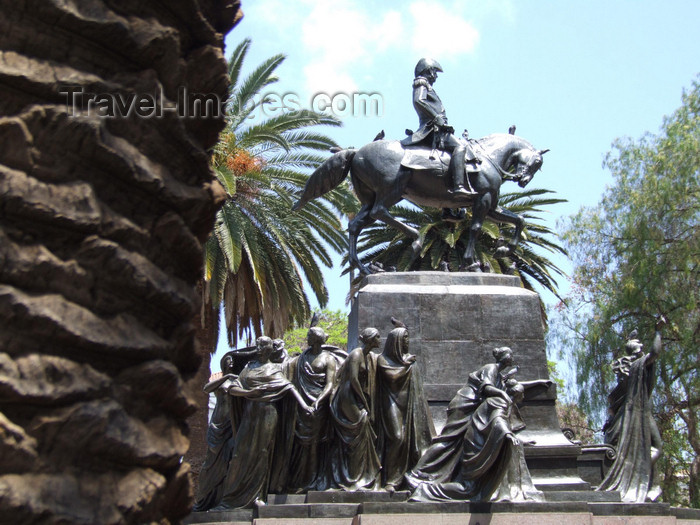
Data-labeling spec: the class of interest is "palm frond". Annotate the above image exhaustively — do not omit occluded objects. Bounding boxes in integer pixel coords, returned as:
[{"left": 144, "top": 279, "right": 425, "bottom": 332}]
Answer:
[{"left": 203, "top": 40, "right": 350, "bottom": 349}]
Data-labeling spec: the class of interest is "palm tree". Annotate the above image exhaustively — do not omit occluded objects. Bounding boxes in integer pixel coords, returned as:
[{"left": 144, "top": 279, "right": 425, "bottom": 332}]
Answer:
[
  {"left": 204, "top": 38, "right": 356, "bottom": 347},
  {"left": 350, "top": 188, "right": 567, "bottom": 302},
  {"left": 187, "top": 39, "right": 357, "bottom": 485}
]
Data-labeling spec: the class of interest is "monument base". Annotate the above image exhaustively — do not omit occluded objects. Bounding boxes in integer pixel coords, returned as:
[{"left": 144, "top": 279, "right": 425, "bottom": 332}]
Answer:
[
  {"left": 349, "top": 272, "right": 585, "bottom": 489},
  {"left": 185, "top": 495, "right": 700, "bottom": 524}
]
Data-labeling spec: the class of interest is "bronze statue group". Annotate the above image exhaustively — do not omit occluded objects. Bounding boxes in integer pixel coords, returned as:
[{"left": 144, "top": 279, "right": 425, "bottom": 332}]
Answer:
[
  {"left": 194, "top": 319, "right": 664, "bottom": 511},
  {"left": 194, "top": 321, "right": 551, "bottom": 510}
]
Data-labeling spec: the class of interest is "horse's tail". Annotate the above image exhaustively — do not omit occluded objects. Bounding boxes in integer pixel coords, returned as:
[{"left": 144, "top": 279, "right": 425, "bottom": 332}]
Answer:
[{"left": 292, "top": 149, "right": 356, "bottom": 211}]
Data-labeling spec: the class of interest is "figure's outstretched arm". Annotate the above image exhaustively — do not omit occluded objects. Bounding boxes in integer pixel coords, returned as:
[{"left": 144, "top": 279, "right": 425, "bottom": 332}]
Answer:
[
  {"left": 483, "top": 384, "right": 511, "bottom": 404},
  {"left": 289, "top": 386, "right": 312, "bottom": 413},
  {"left": 520, "top": 379, "right": 553, "bottom": 390},
  {"left": 647, "top": 315, "right": 666, "bottom": 365},
  {"left": 203, "top": 373, "right": 236, "bottom": 394}
]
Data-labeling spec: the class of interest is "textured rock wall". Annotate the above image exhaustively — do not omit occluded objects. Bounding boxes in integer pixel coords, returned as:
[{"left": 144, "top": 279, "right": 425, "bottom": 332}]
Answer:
[{"left": 0, "top": 1, "right": 240, "bottom": 523}]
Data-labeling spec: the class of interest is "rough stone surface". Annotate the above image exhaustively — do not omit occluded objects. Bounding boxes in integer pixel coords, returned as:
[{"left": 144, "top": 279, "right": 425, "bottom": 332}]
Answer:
[{"left": 0, "top": 0, "right": 241, "bottom": 522}]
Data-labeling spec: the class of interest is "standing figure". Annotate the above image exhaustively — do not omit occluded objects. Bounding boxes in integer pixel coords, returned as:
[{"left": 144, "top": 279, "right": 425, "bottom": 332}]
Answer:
[
  {"left": 405, "top": 347, "right": 546, "bottom": 502},
  {"left": 401, "top": 58, "right": 480, "bottom": 223},
  {"left": 193, "top": 354, "right": 237, "bottom": 511},
  {"left": 597, "top": 322, "right": 664, "bottom": 502},
  {"left": 330, "top": 327, "right": 382, "bottom": 491},
  {"left": 375, "top": 323, "right": 434, "bottom": 491},
  {"left": 214, "top": 337, "right": 311, "bottom": 509},
  {"left": 286, "top": 327, "right": 345, "bottom": 492}
]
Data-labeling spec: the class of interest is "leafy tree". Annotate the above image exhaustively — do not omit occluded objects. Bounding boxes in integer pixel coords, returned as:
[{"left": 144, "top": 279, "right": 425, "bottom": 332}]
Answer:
[
  {"left": 282, "top": 309, "right": 349, "bottom": 354},
  {"left": 204, "top": 39, "right": 357, "bottom": 347},
  {"left": 554, "top": 78, "right": 700, "bottom": 507},
  {"left": 556, "top": 402, "right": 597, "bottom": 445},
  {"left": 349, "top": 188, "right": 567, "bottom": 304}
]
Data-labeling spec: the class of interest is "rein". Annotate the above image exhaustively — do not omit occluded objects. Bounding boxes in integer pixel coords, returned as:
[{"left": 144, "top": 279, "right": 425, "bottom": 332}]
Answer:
[{"left": 471, "top": 139, "right": 524, "bottom": 182}]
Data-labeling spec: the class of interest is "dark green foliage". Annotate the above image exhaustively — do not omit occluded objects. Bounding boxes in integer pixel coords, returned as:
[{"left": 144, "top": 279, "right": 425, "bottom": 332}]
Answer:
[
  {"left": 554, "top": 77, "right": 700, "bottom": 507},
  {"left": 347, "top": 188, "right": 567, "bottom": 314}
]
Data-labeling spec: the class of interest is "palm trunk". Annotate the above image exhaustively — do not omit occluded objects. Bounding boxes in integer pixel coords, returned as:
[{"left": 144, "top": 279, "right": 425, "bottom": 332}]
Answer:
[
  {"left": 0, "top": 1, "right": 240, "bottom": 522},
  {"left": 184, "top": 280, "right": 221, "bottom": 489}
]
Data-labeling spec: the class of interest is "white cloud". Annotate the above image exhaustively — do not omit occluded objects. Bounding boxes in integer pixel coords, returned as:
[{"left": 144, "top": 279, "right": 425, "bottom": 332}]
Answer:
[
  {"left": 240, "top": 0, "right": 507, "bottom": 95},
  {"left": 303, "top": 61, "right": 359, "bottom": 96},
  {"left": 453, "top": 0, "right": 516, "bottom": 24},
  {"left": 409, "top": 1, "right": 480, "bottom": 58},
  {"left": 299, "top": 0, "right": 404, "bottom": 94}
]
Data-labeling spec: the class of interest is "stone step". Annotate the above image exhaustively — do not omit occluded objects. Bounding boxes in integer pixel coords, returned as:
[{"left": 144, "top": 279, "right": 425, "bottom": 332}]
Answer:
[
  {"left": 588, "top": 501, "right": 671, "bottom": 516},
  {"left": 359, "top": 500, "right": 592, "bottom": 515},
  {"left": 543, "top": 490, "right": 620, "bottom": 502},
  {"left": 305, "top": 490, "right": 410, "bottom": 503},
  {"left": 256, "top": 502, "right": 360, "bottom": 520},
  {"left": 184, "top": 500, "right": 696, "bottom": 525},
  {"left": 265, "top": 493, "right": 307, "bottom": 505},
  {"left": 183, "top": 508, "right": 252, "bottom": 524},
  {"left": 535, "top": 480, "right": 592, "bottom": 491}
]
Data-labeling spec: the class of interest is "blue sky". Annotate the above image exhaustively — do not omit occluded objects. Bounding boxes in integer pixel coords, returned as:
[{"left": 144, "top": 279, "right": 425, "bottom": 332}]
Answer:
[{"left": 213, "top": 0, "right": 700, "bottom": 364}]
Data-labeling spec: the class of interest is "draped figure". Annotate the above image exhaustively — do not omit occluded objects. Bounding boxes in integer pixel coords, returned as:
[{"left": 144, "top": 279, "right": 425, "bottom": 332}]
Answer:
[
  {"left": 598, "top": 329, "right": 663, "bottom": 502},
  {"left": 214, "top": 337, "right": 311, "bottom": 509},
  {"left": 330, "top": 327, "right": 382, "bottom": 490},
  {"left": 286, "top": 327, "right": 346, "bottom": 492},
  {"left": 375, "top": 326, "right": 434, "bottom": 490},
  {"left": 192, "top": 355, "right": 237, "bottom": 511},
  {"left": 406, "top": 347, "right": 544, "bottom": 502}
]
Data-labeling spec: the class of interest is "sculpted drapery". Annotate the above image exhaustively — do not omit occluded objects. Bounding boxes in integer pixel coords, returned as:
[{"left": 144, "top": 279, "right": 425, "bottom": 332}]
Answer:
[
  {"left": 375, "top": 326, "right": 434, "bottom": 490},
  {"left": 598, "top": 330, "right": 663, "bottom": 502},
  {"left": 406, "top": 347, "right": 543, "bottom": 503},
  {"left": 330, "top": 328, "right": 382, "bottom": 491}
]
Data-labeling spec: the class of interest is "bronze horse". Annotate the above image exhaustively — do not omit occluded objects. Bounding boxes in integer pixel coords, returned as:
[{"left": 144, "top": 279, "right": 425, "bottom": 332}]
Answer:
[{"left": 293, "top": 133, "right": 548, "bottom": 274}]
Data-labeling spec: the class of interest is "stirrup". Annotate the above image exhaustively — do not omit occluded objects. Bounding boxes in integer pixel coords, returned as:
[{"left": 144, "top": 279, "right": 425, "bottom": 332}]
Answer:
[{"left": 449, "top": 185, "right": 476, "bottom": 196}]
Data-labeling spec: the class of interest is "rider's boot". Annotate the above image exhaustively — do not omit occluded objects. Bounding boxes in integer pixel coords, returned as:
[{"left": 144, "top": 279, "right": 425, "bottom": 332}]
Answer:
[{"left": 447, "top": 145, "right": 474, "bottom": 196}]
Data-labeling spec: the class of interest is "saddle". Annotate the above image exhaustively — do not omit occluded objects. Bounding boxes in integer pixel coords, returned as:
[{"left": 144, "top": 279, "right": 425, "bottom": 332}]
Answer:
[{"left": 400, "top": 142, "right": 481, "bottom": 173}]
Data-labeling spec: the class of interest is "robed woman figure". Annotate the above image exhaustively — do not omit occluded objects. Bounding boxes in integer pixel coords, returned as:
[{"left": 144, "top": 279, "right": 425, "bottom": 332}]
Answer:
[
  {"left": 597, "top": 324, "right": 664, "bottom": 502},
  {"left": 192, "top": 354, "right": 237, "bottom": 511},
  {"left": 285, "top": 327, "right": 346, "bottom": 492},
  {"left": 213, "top": 337, "right": 311, "bottom": 509},
  {"left": 405, "top": 347, "right": 545, "bottom": 502},
  {"left": 375, "top": 323, "right": 434, "bottom": 490},
  {"left": 330, "top": 327, "right": 382, "bottom": 490}
]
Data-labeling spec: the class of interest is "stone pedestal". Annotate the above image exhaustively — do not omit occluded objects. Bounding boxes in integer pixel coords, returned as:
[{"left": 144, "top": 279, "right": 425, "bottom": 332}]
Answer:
[{"left": 348, "top": 272, "right": 584, "bottom": 489}]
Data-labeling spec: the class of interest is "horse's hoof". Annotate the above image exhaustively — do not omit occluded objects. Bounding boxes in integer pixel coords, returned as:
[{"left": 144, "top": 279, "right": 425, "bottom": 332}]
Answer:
[
  {"left": 441, "top": 208, "right": 466, "bottom": 222},
  {"left": 494, "top": 246, "right": 511, "bottom": 258},
  {"left": 368, "top": 263, "right": 386, "bottom": 273},
  {"left": 464, "top": 262, "right": 482, "bottom": 273}
]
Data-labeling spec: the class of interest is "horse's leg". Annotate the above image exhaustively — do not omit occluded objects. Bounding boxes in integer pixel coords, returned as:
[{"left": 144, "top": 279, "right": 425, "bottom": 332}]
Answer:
[
  {"left": 348, "top": 203, "right": 376, "bottom": 274},
  {"left": 369, "top": 203, "right": 421, "bottom": 250},
  {"left": 461, "top": 192, "right": 493, "bottom": 271},
  {"left": 488, "top": 206, "right": 524, "bottom": 257},
  {"left": 366, "top": 168, "right": 423, "bottom": 255}
]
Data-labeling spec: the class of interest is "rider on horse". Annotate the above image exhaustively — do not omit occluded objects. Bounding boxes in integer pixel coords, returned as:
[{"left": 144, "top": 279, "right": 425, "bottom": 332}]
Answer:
[{"left": 401, "top": 58, "right": 481, "bottom": 199}]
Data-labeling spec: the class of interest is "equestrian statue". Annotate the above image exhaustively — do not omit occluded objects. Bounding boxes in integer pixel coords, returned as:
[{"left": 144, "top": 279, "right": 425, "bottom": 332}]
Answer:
[{"left": 292, "top": 58, "right": 549, "bottom": 275}]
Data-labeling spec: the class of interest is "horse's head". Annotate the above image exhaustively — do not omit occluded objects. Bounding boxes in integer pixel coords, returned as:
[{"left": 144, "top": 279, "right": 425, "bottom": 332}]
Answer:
[{"left": 513, "top": 148, "right": 548, "bottom": 187}]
